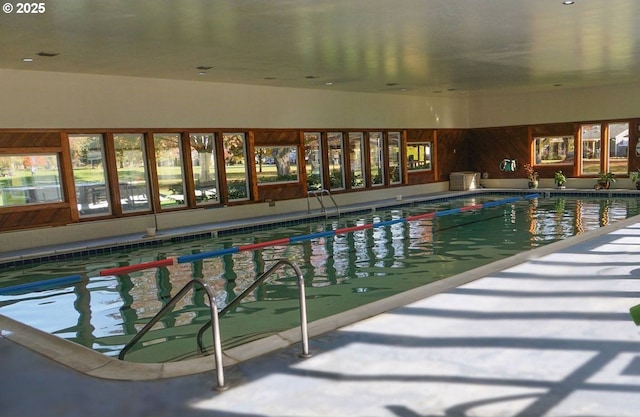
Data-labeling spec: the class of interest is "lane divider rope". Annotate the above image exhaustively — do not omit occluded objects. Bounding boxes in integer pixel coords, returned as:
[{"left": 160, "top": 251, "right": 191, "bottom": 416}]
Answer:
[{"left": 175, "top": 193, "right": 539, "bottom": 264}]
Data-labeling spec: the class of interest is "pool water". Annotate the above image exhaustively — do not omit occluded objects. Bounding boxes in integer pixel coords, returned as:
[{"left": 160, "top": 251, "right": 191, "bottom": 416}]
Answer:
[{"left": 0, "top": 194, "right": 638, "bottom": 362}]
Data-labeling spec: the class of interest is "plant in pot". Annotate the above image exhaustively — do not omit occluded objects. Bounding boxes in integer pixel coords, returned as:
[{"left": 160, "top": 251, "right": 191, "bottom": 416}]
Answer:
[
  {"left": 594, "top": 172, "right": 616, "bottom": 190},
  {"left": 630, "top": 169, "right": 640, "bottom": 190},
  {"left": 524, "top": 164, "right": 539, "bottom": 189},
  {"left": 554, "top": 170, "right": 567, "bottom": 188}
]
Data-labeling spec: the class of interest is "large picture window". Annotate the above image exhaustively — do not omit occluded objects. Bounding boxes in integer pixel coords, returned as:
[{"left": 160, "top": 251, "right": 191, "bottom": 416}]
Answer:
[
  {"left": 190, "top": 133, "right": 219, "bottom": 205},
  {"left": 581, "top": 124, "right": 601, "bottom": 175},
  {"left": 304, "top": 132, "right": 323, "bottom": 191},
  {"left": 534, "top": 136, "right": 574, "bottom": 165},
  {"left": 369, "top": 132, "right": 384, "bottom": 186},
  {"left": 69, "top": 134, "right": 110, "bottom": 216},
  {"left": 223, "top": 133, "right": 249, "bottom": 201},
  {"left": 406, "top": 142, "right": 432, "bottom": 171},
  {"left": 255, "top": 146, "right": 299, "bottom": 184},
  {"left": 114, "top": 133, "right": 151, "bottom": 213},
  {"left": 153, "top": 133, "right": 186, "bottom": 208},
  {"left": 327, "top": 132, "right": 345, "bottom": 190},
  {"left": 388, "top": 132, "right": 402, "bottom": 184},
  {"left": 0, "top": 154, "right": 63, "bottom": 207},
  {"left": 607, "top": 122, "right": 629, "bottom": 175},
  {"left": 348, "top": 132, "right": 364, "bottom": 188}
]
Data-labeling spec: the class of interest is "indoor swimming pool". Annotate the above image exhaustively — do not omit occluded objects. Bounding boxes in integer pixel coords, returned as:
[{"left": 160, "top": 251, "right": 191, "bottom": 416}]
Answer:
[{"left": 0, "top": 192, "right": 638, "bottom": 363}]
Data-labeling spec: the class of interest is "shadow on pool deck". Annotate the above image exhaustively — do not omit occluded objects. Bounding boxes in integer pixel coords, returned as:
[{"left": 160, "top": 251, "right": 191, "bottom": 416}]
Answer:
[{"left": 2, "top": 213, "right": 640, "bottom": 416}]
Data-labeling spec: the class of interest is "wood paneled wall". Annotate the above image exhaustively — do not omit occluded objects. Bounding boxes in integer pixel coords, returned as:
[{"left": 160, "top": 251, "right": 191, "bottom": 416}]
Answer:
[
  {"left": 2, "top": 119, "right": 640, "bottom": 232},
  {"left": 0, "top": 131, "right": 61, "bottom": 149},
  {"left": 466, "top": 126, "right": 529, "bottom": 179},
  {"left": 435, "top": 129, "right": 470, "bottom": 182}
]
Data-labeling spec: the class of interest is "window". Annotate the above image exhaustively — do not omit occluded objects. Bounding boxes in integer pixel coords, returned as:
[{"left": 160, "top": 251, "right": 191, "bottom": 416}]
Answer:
[
  {"left": 69, "top": 134, "right": 110, "bottom": 216},
  {"left": 388, "top": 132, "right": 402, "bottom": 184},
  {"left": 534, "top": 136, "right": 574, "bottom": 166},
  {"left": 153, "top": 133, "right": 186, "bottom": 208},
  {"left": 327, "top": 132, "right": 345, "bottom": 190},
  {"left": 406, "top": 142, "right": 432, "bottom": 171},
  {"left": 0, "top": 154, "right": 63, "bottom": 207},
  {"left": 190, "top": 133, "right": 219, "bottom": 205},
  {"left": 114, "top": 133, "right": 151, "bottom": 213},
  {"left": 581, "top": 124, "right": 601, "bottom": 175},
  {"left": 607, "top": 122, "right": 629, "bottom": 175},
  {"left": 369, "top": 132, "right": 384, "bottom": 186},
  {"left": 223, "top": 133, "right": 249, "bottom": 201},
  {"left": 255, "top": 146, "right": 299, "bottom": 184},
  {"left": 348, "top": 132, "right": 364, "bottom": 188},
  {"left": 304, "top": 132, "right": 323, "bottom": 191}
]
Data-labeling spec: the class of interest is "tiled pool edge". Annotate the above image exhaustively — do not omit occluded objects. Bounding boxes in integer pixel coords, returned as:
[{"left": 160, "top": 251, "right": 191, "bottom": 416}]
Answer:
[{"left": 2, "top": 212, "right": 638, "bottom": 381}]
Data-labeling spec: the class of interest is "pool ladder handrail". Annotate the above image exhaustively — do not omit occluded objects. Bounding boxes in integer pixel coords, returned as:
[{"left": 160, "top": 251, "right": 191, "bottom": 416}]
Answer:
[
  {"left": 118, "top": 278, "right": 228, "bottom": 390},
  {"left": 195, "top": 258, "right": 312, "bottom": 359},
  {"left": 118, "top": 259, "right": 311, "bottom": 391},
  {"left": 307, "top": 188, "right": 340, "bottom": 218}
]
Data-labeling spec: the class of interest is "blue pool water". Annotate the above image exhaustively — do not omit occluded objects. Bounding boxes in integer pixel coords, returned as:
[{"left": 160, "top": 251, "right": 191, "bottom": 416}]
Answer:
[{"left": 0, "top": 193, "right": 638, "bottom": 362}]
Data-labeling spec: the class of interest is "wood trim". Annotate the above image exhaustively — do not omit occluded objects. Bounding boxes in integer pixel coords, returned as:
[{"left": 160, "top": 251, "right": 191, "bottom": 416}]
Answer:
[
  {"left": 58, "top": 131, "right": 79, "bottom": 222},
  {"left": 0, "top": 147, "right": 61, "bottom": 154}
]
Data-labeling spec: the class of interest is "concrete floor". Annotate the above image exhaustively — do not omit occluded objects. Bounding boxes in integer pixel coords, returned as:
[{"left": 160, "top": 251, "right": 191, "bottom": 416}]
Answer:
[{"left": 1, "top": 215, "right": 640, "bottom": 417}]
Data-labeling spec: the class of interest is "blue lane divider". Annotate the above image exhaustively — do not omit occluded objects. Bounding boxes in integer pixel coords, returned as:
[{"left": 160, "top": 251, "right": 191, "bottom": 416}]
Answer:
[
  {"left": 290, "top": 230, "right": 336, "bottom": 243},
  {"left": 174, "top": 194, "right": 539, "bottom": 264},
  {"left": 0, "top": 274, "right": 83, "bottom": 295},
  {"left": 177, "top": 247, "right": 240, "bottom": 263}
]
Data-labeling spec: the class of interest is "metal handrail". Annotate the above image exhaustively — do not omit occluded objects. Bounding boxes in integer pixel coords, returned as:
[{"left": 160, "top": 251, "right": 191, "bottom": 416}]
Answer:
[
  {"left": 118, "top": 279, "right": 228, "bottom": 391},
  {"left": 196, "top": 258, "right": 312, "bottom": 359},
  {"left": 307, "top": 188, "right": 340, "bottom": 218}
]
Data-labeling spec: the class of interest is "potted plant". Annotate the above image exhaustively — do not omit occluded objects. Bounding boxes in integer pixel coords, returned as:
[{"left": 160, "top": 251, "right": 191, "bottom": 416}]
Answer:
[
  {"left": 630, "top": 169, "right": 640, "bottom": 190},
  {"left": 594, "top": 172, "right": 616, "bottom": 190},
  {"left": 524, "top": 164, "right": 539, "bottom": 189},
  {"left": 554, "top": 170, "right": 567, "bottom": 188}
]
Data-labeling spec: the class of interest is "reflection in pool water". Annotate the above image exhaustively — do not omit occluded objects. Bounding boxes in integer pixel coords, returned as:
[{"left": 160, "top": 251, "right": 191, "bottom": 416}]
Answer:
[{"left": 0, "top": 194, "right": 638, "bottom": 362}]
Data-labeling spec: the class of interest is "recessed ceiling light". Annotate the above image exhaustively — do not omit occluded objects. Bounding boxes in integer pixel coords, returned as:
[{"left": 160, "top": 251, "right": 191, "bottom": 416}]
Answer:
[
  {"left": 325, "top": 82, "right": 333, "bottom": 86},
  {"left": 562, "top": 1, "right": 575, "bottom": 5},
  {"left": 198, "top": 71, "right": 207, "bottom": 76},
  {"left": 36, "top": 52, "right": 59, "bottom": 57},
  {"left": 22, "top": 58, "right": 34, "bottom": 62}
]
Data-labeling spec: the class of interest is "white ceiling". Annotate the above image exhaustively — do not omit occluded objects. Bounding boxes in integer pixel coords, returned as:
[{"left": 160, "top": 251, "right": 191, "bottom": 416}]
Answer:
[{"left": 2, "top": 0, "right": 640, "bottom": 96}]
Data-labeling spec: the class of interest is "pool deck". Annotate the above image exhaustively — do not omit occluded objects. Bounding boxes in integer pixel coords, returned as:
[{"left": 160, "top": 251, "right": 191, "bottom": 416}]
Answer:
[{"left": 2, "top": 194, "right": 640, "bottom": 416}]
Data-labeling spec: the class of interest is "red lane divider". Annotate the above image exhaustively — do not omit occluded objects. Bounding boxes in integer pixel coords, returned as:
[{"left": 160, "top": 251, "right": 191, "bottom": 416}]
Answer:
[
  {"left": 406, "top": 212, "right": 436, "bottom": 221},
  {"left": 238, "top": 238, "right": 291, "bottom": 252},
  {"left": 459, "top": 204, "right": 483, "bottom": 212},
  {"left": 334, "top": 224, "right": 373, "bottom": 234},
  {"left": 99, "top": 258, "right": 175, "bottom": 276}
]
